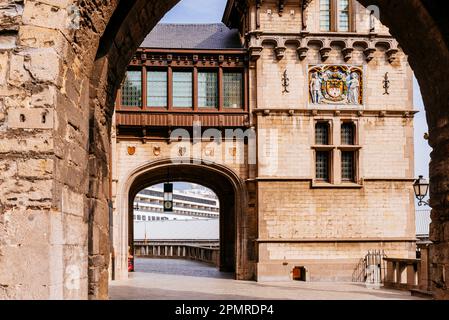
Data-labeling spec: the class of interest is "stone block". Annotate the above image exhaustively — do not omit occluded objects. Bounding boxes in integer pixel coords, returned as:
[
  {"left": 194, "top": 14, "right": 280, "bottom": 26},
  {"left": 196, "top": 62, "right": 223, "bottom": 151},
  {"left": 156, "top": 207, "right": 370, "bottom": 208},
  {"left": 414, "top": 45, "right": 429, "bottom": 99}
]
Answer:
[
  {"left": 17, "top": 158, "right": 53, "bottom": 178},
  {"left": 7, "top": 107, "right": 53, "bottom": 129}
]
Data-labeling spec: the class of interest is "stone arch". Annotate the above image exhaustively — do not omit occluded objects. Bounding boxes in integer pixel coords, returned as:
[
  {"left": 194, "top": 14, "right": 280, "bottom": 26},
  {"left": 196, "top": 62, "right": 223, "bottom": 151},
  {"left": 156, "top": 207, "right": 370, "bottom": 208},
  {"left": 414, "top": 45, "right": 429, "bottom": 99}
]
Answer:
[
  {"left": 81, "top": 0, "right": 449, "bottom": 300},
  {"left": 113, "top": 158, "right": 250, "bottom": 282}
]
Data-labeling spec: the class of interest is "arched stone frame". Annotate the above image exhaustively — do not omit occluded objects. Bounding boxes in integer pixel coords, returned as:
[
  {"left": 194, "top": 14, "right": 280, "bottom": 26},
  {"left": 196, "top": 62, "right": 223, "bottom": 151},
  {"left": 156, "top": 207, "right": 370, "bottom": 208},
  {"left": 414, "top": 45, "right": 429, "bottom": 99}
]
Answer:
[{"left": 113, "top": 158, "right": 252, "bottom": 282}]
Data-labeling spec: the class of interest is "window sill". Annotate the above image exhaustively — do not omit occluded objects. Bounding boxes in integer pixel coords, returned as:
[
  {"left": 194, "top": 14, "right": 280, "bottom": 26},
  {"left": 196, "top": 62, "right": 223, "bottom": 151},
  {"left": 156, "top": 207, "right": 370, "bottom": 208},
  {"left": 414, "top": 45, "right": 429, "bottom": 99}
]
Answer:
[
  {"left": 338, "top": 145, "right": 362, "bottom": 150},
  {"left": 311, "top": 181, "right": 363, "bottom": 189},
  {"left": 311, "top": 145, "right": 335, "bottom": 151}
]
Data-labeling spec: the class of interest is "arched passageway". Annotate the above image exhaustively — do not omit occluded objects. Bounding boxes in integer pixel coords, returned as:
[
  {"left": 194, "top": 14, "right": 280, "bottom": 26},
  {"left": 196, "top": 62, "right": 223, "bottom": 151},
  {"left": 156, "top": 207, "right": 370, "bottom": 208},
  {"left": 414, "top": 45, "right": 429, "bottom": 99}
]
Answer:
[
  {"left": 0, "top": 0, "right": 448, "bottom": 300},
  {"left": 113, "top": 159, "right": 251, "bottom": 283}
]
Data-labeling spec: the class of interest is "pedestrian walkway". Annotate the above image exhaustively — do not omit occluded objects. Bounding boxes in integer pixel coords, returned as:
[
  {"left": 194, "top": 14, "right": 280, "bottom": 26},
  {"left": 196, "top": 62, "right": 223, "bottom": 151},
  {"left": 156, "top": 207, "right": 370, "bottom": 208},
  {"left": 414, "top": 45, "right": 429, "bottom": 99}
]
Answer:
[{"left": 109, "top": 258, "right": 425, "bottom": 300}]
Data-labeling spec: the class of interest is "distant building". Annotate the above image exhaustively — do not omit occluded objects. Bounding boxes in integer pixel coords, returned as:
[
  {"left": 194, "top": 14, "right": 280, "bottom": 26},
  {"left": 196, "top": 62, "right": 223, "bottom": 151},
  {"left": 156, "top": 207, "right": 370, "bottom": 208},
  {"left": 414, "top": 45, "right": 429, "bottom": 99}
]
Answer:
[
  {"left": 134, "top": 219, "right": 219, "bottom": 242},
  {"left": 416, "top": 209, "right": 431, "bottom": 244},
  {"left": 133, "top": 185, "right": 219, "bottom": 222}
]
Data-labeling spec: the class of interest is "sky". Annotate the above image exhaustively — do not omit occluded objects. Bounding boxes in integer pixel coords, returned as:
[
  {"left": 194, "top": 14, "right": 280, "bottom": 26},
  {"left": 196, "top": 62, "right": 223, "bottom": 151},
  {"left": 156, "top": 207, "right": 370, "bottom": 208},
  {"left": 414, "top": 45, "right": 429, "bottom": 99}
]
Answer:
[{"left": 161, "top": 0, "right": 432, "bottom": 199}]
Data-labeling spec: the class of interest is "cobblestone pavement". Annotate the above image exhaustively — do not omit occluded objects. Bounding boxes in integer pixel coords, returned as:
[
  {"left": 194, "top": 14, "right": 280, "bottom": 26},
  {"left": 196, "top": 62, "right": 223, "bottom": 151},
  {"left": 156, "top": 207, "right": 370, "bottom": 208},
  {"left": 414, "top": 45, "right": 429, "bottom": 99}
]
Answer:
[{"left": 109, "top": 258, "right": 425, "bottom": 300}]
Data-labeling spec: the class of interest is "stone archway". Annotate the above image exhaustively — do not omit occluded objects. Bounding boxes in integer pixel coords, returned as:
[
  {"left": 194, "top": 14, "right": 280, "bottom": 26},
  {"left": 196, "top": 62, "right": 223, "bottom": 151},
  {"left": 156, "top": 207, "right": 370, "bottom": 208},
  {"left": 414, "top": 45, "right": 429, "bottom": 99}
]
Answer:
[
  {"left": 113, "top": 159, "right": 249, "bottom": 285},
  {"left": 0, "top": 0, "right": 448, "bottom": 300}
]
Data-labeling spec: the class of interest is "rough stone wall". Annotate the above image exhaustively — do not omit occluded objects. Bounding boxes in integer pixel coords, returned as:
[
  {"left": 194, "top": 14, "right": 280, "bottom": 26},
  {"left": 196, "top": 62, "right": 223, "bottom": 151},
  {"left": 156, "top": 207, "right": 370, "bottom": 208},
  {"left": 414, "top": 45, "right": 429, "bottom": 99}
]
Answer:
[{"left": 0, "top": 0, "right": 180, "bottom": 300}]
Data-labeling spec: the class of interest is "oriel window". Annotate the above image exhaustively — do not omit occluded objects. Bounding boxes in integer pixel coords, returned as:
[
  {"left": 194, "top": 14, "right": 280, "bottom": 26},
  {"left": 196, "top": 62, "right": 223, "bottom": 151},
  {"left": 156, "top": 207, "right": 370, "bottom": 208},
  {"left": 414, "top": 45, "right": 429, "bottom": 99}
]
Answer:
[
  {"left": 198, "top": 71, "right": 218, "bottom": 108},
  {"left": 224, "top": 72, "right": 243, "bottom": 108},
  {"left": 121, "top": 70, "right": 142, "bottom": 107},
  {"left": 173, "top": 71, "right": 193, "bottom": 107},
  {"left": 147, "top": 71, "right": 167, "bottom": 107}
]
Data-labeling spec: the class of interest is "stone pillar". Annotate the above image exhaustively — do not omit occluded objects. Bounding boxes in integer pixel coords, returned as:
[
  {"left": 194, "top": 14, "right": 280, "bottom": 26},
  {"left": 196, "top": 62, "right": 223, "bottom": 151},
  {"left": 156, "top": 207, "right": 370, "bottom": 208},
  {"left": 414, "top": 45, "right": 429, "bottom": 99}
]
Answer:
[
  {"left": 428, "top": 122, "right": 449, "bottom": 299},
  {"left": 0, "top": 0, "right": 91, "bottom": 300}
]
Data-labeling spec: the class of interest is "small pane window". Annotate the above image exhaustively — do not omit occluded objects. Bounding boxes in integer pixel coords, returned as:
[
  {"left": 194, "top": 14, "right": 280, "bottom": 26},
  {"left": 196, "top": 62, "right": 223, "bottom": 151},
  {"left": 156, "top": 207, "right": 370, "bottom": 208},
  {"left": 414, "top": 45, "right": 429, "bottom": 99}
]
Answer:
[
  {"left": 173, "top": 71, "right": 193, "bottom": 107},
  {"left": 142, "top": 215, "right": 146, "bottom": 221},
  {"left": 198, "top": 72, "right": 218, "bottom": 108},
  {"left": 320, "top": 0, "right": 331, "bottom": 31},
  {"left": 316, "top": 151, "right": 330, "bottom": 181},
  {"left": 137, "top": 215, "right": 141, "bottom": 221},
  {"left": 341, "top": 151, "right": 355, "bottom": 181},
  {"left": 338, "top": 0, "right": 350, "bottom": 31},
  {"left": 224, "top": 72, "right": 243, "bottom": 108},
  {"left": 315, "top": 122, "right": 330, "bottom": 145},
  {"left": 341, "top": 122, "right": 355, "bottom": 145},
  {"left": 147, "top": 71, "right": 167, "bottom": 107},
  {"left": 121, "top": 71, "right": 142, "bottom": 107}
]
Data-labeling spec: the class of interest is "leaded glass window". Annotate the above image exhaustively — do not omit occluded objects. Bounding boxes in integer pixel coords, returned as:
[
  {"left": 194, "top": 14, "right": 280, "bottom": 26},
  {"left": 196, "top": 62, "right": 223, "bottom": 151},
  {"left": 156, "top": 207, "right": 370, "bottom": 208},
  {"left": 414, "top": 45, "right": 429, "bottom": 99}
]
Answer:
[
  {"left": 147, "top": 71, "right": 167, "bottom": 107},
  {"left": 198, "top": 72, "right": 218, "bottom": 108},
  {"left": 224, "top": 72, "right": 243, "bottom": 108},
  {"left": 316, "top": 151, "right": 330, "bottom": 181},
  {"left": 320, "top": 0, "right": 331, "bottom": 31},
  {"left": 339, "top": 0, "right": 350, "bottom": 31},
  {"left": 315, "top": 122, "right": 330, "bottom": 145},
  {"left": 173, "top": 71, "right": 193, "bottom": 107},
  {"left": 341, "top": 122, "right": 355, "bottom": 145},
  {"left": 341, "top": 151, "right": 355, "bottom": 181},
  {"left": 121, "top": 71, "right": 142, "bottom": 107}
]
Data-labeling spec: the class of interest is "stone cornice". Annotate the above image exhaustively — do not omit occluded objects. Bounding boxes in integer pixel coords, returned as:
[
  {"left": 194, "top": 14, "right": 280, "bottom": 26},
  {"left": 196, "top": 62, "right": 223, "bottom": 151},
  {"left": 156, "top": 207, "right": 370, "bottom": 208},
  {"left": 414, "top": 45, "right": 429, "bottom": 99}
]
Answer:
[
  {"left": 246, "top": 31, "right": 400, "bottom": 63},
  {"left": 252, "top": 108, "right": 418, "bottom": 118},
  {"left": 255, "top": 238, "right": 417, "bottom": 243}
]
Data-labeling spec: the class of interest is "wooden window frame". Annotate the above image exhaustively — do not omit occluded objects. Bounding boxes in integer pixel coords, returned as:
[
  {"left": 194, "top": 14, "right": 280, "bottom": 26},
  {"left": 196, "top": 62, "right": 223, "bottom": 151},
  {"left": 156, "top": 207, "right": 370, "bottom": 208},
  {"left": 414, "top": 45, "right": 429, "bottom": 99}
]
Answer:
[
  {"left": 117, "top": 61, "right": 248, "bottom": 114},
  {"left": 145, "top": 67, "right": 169, "bottom": 110},
  {"left": 222, "top": 68, "right": 246, "bottom": 111},
  {"left": 120, "top": 67, "right": 143, "bottom": 108},
  {"left": 197, "top": 68, "right": 219, "bottom": 110}
]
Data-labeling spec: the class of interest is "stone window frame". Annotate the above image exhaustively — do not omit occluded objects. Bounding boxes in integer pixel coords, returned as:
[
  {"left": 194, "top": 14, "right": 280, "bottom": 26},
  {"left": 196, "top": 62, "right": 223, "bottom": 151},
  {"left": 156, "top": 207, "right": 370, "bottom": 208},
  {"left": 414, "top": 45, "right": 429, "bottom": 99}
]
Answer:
[
  {"left": 312, "top": 119, "right": 334, "bottom": 184},
  {"left": 311, "top": 118, "right": 362, "bottom": 188}
]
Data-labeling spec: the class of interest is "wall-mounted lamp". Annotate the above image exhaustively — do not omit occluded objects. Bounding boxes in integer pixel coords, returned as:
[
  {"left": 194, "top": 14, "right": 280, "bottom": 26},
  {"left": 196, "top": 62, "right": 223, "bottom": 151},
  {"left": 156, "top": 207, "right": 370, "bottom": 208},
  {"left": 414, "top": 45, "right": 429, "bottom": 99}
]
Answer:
[{"left": 413, "top": 175, "right": 430, "bottom": 206}]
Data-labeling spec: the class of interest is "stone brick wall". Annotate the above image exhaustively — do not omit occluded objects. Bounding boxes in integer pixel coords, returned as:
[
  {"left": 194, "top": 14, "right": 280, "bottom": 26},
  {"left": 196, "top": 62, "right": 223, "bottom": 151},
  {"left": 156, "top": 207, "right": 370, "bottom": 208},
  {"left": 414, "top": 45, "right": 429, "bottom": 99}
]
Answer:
[{"left": 248, "top": 0, "right": 416, "bottom": 282}]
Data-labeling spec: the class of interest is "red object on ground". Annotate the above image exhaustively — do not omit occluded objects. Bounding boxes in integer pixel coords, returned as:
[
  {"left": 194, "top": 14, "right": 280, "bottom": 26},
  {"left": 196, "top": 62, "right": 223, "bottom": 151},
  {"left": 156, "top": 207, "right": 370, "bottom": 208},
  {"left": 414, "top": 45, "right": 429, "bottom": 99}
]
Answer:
[{"left": 128, "top": 258, "right": 134, "bottom": 272}]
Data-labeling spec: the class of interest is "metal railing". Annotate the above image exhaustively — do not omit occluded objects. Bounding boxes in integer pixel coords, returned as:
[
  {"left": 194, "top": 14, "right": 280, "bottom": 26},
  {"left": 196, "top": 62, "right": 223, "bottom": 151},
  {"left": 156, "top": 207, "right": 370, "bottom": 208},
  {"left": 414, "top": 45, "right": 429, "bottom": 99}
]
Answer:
[{"left": 352, "top": 250, "right": 387, "bottom": 286}]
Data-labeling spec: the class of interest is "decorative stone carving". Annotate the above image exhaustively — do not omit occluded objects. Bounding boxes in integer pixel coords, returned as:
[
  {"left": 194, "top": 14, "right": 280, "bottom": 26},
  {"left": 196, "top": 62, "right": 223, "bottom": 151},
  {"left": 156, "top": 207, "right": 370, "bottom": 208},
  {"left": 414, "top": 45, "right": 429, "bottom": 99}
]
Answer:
[
  {"left": 342, "top": 47, "right": 353, "bottom": 62},
  {"left": 127, "top": 146, "right": 136, "bottom": 156},
  {"left": 249, "top": 46, "right": 263, "bottom": 61},
  {"left": 309, "top": 65, "right": 363, "bottom": 105},
  {"left": 153, "top": 146, "right": 161, "bottom": 156},
  {"left": 319, "top": 47, "right": 332, "bottom": 61},
  {"left": 364, "top": 47, "right": 376, "bottom": 62},
  {"left": 386, "top": 48, "right": 399, "bottom": 63},
  {"left": 275, "top": 46, "right": 286, "bottom": 60},
  {"left": 297, "top": 46, "right": 308, "bottom": 60}
]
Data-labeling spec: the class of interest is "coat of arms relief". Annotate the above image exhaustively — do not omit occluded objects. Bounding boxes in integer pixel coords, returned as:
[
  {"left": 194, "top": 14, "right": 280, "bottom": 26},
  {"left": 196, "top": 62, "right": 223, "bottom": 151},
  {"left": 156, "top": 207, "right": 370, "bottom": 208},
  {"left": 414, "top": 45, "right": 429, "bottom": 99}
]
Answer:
[{"left": 309, "top": 65, "right": 363, "bottom": 105}]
